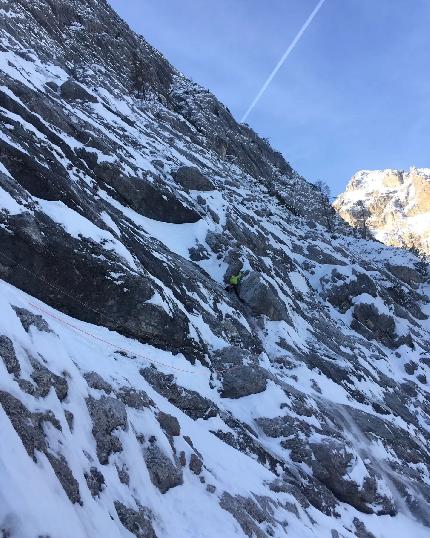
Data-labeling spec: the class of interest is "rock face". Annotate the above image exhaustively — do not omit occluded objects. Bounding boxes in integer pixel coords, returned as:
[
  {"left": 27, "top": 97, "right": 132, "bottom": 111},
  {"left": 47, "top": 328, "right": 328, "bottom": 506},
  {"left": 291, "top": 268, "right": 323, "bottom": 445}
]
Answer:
[
  {"left": 334, "top": 167, "right": 430, "bottom": 256},
  {"left": 0, "top": 1, "right": 430, "bottom": 537},
  {"left": 239, "top": 272, "right": 290, "bottom": 322},
  {"left": 60, "top": 79, "right": 98, "bottom": 103},
  {"left": 172, "top": 166, "right": 215, "bottom": 191}
]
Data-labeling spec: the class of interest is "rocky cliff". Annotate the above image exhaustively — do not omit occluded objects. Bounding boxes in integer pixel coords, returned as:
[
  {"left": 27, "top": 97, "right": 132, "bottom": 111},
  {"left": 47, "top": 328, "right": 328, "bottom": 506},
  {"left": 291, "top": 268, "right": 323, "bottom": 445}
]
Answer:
[
  {"left": 334, "top": 168, "right": 430, "bottom": 256},
  {"left": 1, "top": 1, "right": 430, "bottom": 538}
]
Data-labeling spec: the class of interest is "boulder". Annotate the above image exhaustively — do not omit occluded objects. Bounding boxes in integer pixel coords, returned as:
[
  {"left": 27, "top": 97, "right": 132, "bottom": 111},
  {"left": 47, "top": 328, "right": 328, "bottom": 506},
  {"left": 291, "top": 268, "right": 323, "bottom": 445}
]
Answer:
[
  {"left": 219, "top": 493, "right": 273, "bottom": 538},
  {"left": 84, "top": 371, "right": 113, "bottom": 393},
  {"left": 143, "top": 443, "right": 183, "bottom": 493},
  {"left": 86, "top": 396, "right": 128, "bottom": 464},
  {"left": 388, "top": 264, "right": 425, "bottom": 286},
  {"left": 351, "top": 303, "right": 396, "bottom": 346},
  {"left": 85, "top": 467, "right": 105, "bottom": 497},
  {"left": 212, "top": 346, "right": 268, "bottom": 399},
  {"left": 219, "top": 364, "right": 268, "bottom": 399},
  {"left": 157, "top": 411, "right": 180, "bottom": 436},
  {"left": 325, "top": 272, "right": 378, "bottom": 313},
  {"left": 189, "top": 453, "right": 203, "bottom": 475},
  {"left": 0, "top": 335, "right": 20, "bottom": 376},
  {"left": 238, "top": 272, "right": 290, "bottom": 322},
  {"left": 114, "top": 501, "right": 157, "bottom": 538},
  {"left": 172, "top": 166, "right": 215, "bottom": 191},
  {"left": 30, "top": 360, "right": 69, "bottom": 401},
  {"left": 60, "top": 79, "right": 98, "bottom": 103},
  {"left": 140, "top": 367, "right": 217, "bottom": 420},
  {"left": 12, "top": 306, "right": 51, "bottom": 333},
  {"left": 116, "top": 387, "right": 154, "bottom": 409}
]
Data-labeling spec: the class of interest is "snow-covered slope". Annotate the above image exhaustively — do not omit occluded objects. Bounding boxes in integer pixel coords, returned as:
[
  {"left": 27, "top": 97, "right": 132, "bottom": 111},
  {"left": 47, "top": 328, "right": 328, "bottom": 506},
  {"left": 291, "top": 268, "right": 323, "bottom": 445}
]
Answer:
[
  {"left": 334, "top": 168, "right": 430, "bottom": 256},
  {"left": 1, "top": 1, "right": 430, "bottom": 537}
]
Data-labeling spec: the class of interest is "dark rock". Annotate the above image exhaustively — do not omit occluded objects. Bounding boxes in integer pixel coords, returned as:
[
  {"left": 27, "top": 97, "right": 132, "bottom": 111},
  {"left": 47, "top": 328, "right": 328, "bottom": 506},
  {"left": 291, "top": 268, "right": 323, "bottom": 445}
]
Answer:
[
  {"left": 353, "top": 518, "right": 376, "bottom": 538},
  {"left": 17, "top": 378, "right": 37, "bottom": 396},
  {"left": 189, "top": 244, "right": 210, "bottom": 261},
  {"left": 0, "top": 391, "right": 52, "bottom": 458},
  {"left": 12, "top": 306, "right": 51, "bottom": 333},
  {"left": 47, "top": 453, "right": 81, "bottom": 504},
  {"left": 86, "top": 396, "right": 128, "bottom": 464},
  {"left": 60, "top": 79, "right": 98, "bottom": 103},
  {"left": 114, "top": 501, "right": 157, "bottom": 538},
  {"left": 220, "top": 365, "right": 268, "bottom": 399},
  {"left": 64, "top": 410, "right": 74, "bottom": 431},
  {"left": 388, "top": 264, "right": 425, "bottom": 286},
  {"left": 307, "top": 245, "right": 347, "bottom": 266},
  {"left": 206, "top": 230, "right": 228, "bottom": 254},
  {"left": 417, "top": 373, "right": 427, "bottom": 385},
  {"left": 0, "top": 335, "right": 20, "bottom": 376},
  {"left": 219, "top": 493, "right": 270, "bottom": 538},
  {"left": 116, "top": 464, "right": 130, "bottom": 485},
  {"left": 189, "top": 453, "right": 203, "bottom": 475},
  {"left": 352, "top": 303, "right": 396, "bottom": 346},
  {"left": 140, "top": 367, "right": 218, "bottom": 420},
  {"left": 345, "top": 406, "right": 430, "bottom": 468},
  {"left": 325, "top": 272, "right": 378, "bottom": 313},
  {"left": 31, "top": 360, "right": 68, "bottom": 401},
  {"left": 45, "top": 81, "right": 59, "bottom": 92},
  {"left": 309, "top": 438, "right": 394, "bottom": 515},
  {"left": 117, "top": 387, "right": 154, "bottom": 409},
  {"left": 157, "top": 411, "right": 180, "bottom": 436},
  {"left": 143, "top": 444, "right": 183, "bottom": 493},
  {"left": 172, "top": 166, "right": 215, "bottom": 191},
  {"left": 95, "top": 167, "right": 201, "bottom": 224},
  {"left": 404, "top": 361, "right": 418, "bottom": 375},
  {"left": 213, "top": 346, "right": 268, "bottom": 399},
  {"left": 239, "top": 272, "right": 290, "bottom": 322},
  {"left": 85, "top": 467, "right": 105, "bottom": 497},
  {"left": 0, "top": 391, "right": 80, "bottom": 503},
  {"left": 84, "top": 371, "right": 113, "bottom": 393},
  {"left": 179, "top": 451, "right": 186, "bottom": 467},
  {"left": 206, "top": 484, "right": 216, "bottom": 493}
]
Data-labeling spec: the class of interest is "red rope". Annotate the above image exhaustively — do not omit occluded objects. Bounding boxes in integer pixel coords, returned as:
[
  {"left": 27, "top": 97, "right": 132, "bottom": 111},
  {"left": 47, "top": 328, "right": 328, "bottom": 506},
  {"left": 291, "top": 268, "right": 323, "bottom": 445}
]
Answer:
[
  {"left": 28, "top": 302, "right": 253, "bottom": 377},
  {"left": 28, "top": 302, "right": 201, "bottom": 375}
]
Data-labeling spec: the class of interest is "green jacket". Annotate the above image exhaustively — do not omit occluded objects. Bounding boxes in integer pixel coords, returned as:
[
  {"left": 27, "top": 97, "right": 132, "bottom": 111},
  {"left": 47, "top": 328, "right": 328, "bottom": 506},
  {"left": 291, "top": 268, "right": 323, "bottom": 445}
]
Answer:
[{"left": 229, "top": 273, "right": 242, "bottom": 286}]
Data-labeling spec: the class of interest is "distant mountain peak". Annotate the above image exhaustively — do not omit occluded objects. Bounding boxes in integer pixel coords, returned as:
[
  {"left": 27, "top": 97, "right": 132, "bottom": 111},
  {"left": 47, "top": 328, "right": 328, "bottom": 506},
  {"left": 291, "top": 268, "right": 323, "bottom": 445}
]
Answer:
[{"left": 335, "top": 167, "right": 430, "bottom": 255}]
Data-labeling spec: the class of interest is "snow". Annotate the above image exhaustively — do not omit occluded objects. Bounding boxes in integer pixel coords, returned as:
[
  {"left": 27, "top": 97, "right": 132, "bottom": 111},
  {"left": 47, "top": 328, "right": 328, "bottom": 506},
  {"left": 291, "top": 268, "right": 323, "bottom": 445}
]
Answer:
[
  {"left": 36, "top": 199, "right": 138, "bottom": 270},
  {"left": 0, "top": 279, "right": 290, "bottom": 538},
  {"left": 1, "top": 14, "right": 430, "bottom": 536},
  {"left": 0, "top": 186, "right": 24, "bottom": 214},
  {"left": 97, "top": 189, "right": 211, "bottom": 259}
]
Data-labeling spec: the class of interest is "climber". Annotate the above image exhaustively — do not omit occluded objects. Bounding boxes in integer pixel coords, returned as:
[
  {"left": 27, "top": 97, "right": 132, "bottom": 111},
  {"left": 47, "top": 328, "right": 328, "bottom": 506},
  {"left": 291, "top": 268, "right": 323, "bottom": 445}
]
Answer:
[{"left": 226, "top": 272, "right": 243, "bottom": 299}]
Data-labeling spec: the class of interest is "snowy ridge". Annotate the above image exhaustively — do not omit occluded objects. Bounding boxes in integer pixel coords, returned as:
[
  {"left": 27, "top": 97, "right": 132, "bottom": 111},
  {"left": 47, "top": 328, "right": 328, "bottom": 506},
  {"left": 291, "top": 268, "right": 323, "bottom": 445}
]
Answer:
[{"left": 0, "top": 1, "right": 430, "bottom": 537}]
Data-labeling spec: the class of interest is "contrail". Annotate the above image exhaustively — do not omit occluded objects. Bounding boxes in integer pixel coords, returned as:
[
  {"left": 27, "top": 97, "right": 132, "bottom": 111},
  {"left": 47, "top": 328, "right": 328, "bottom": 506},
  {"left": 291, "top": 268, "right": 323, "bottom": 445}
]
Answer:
[{"left": 241, "top": 0, "right": 327, "bottom": 123}]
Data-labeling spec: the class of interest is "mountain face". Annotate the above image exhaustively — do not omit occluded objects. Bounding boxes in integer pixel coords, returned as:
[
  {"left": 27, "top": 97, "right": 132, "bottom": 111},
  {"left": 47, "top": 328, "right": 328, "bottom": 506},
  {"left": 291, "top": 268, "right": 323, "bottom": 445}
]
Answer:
[
  {"left": 1, "top": 1, "right": 430, "bottom": 537},
  {"left": 334, "top": 168, "right": 430, "bottom": 256}
]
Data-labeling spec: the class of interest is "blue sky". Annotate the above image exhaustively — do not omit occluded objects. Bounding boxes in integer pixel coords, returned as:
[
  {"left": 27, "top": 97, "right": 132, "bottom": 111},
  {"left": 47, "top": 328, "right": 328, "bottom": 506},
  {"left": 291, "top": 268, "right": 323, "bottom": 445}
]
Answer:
[{"left": 108, "top": 0, "right": 430, "bottom": 194}]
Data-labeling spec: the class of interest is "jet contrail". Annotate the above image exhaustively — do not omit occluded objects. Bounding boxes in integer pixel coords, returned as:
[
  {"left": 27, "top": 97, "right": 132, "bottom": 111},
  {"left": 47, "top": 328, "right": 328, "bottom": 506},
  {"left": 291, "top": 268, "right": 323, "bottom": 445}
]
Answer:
[{"left": 241, "top": 0, "right": 327, "bottom": 123}]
